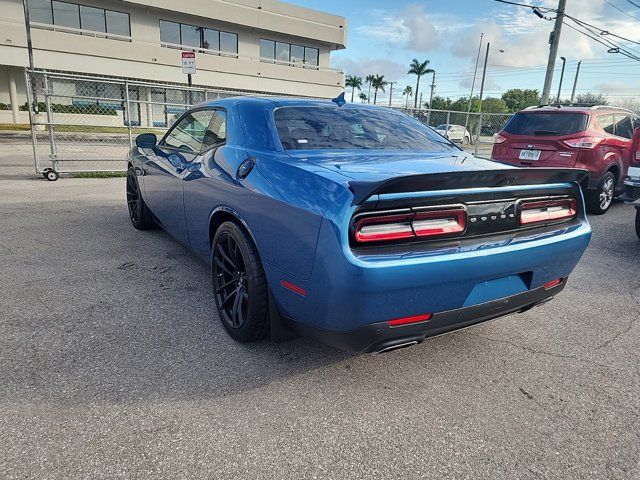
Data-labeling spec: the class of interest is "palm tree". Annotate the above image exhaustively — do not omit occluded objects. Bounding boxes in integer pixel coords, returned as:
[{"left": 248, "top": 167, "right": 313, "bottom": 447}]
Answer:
[
  {"left": 345, "top": 75, "right": 363, "bottom": 102},
  {"left": 365, "top": 74, "right": 375, "bottom": 104},
  {"left": 371, "top": 74, "right": 388, "bottom": 105},
  {"left": 408, "top": 59, "right": 432, "bottom": 109},
  {"left": 358, "top": 92, "right": 367, "bottom": 103},
  {"left": 402, "top": 85, "right": 413, "bottom": 108}
]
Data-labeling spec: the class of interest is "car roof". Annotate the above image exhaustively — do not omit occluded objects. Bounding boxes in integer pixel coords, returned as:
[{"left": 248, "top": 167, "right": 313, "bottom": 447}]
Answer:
[
  {"left": 521, "top": 105, "right": 636, "bottom": 116},
  {"left": 193, "top": 96, "right": 389, "bottom": 110}
]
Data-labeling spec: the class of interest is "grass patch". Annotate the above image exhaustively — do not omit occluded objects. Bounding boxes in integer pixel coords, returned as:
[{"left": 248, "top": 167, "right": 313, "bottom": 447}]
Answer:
[
  {"left": 0, "top": 124, "right": 31, "bottom": 131},
  {"left": 72, "top": 171, "right": 127, "bottom": 178}
]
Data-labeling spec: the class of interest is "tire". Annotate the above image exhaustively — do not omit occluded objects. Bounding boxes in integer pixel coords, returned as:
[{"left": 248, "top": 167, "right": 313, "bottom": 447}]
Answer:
[
  {"left": 211, "top": 221, "right": 269, "bottom": 342},
  {"left": 636, "top": 209, "right": 640, "bottom": 240},
  {"left": 126, "top": 168, "right": 156, "bottom": 230},
  {"left": 45, "top": 170, "right": 59, "bottom": 181},
  {"left": 462, "top": 135, "right": 470, "bottom": 145},
  {"left": 586, "top": 171, "right": 615, "bottom": 215}
]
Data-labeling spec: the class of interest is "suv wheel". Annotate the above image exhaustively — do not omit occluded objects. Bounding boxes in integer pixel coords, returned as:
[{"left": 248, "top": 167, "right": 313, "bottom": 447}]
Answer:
[
  {"left": 587, "top": 171, "right": 615, "bottom": 215},
  {"left": 635, "top": 209, "right": 640, "bottom": 240}
]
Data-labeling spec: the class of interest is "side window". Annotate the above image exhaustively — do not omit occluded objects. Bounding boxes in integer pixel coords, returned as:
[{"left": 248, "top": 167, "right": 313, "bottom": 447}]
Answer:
[
  {"left": 161, "top": 110, "right": 216, "bottom": 152},
  {"left": 614, "top": 114, "right": 634, "bottom": 139},
  {"left": 597, "top": 114, "right": 615, "bottom": 135},
  {"left": 202, "top": 110, "right": 227, "bottom": 150}
]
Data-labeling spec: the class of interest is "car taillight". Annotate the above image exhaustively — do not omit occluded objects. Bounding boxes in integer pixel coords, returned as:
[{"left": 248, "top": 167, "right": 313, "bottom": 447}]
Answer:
[
  {"left": 519, "top": 198, "right": 577, "bottom": 225},
  {"left": 493, "top": 133, "right": 507, "bottom": 144},
  {"left": 562, "top": 136, "right": 603, "bottom": 149},
  {"left": 354, "top": 208, "right": 466, "bottom": 243},
  {"left": 631, "top": 149, "right": 640, "bottom": 167}
]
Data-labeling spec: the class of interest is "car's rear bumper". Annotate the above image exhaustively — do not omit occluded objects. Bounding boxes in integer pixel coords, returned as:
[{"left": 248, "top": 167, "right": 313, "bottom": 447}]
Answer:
[
  {"left": 284, "top": 279, "right": 566, "bottom": 353},
  {"left": 621, "top": 167, "right": 640, "bottom": 204}
]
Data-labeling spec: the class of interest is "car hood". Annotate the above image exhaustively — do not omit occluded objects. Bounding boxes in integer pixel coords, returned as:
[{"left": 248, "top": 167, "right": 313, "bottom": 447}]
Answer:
[{"left": 284, "top": 150, "right": 509, "bottom": 182}]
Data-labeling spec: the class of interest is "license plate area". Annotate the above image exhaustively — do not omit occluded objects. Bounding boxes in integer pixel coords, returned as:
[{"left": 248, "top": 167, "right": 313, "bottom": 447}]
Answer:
[{"left": 519, "top": 149, "right": 541, "bottom": 161}]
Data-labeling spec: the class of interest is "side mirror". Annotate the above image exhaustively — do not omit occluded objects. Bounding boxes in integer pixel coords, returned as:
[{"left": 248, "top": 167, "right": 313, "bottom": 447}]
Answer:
[{"left": 136, "top": 133, "right": 157, "bottom": 149}]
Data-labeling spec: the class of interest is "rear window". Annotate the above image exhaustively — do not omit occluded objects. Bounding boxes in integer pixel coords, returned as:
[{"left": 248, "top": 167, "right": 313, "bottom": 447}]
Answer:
[
  {"left": 274, "top": 106, "right": 457, "bottom": 151},
  {"left": 503, "top": 112, "right": 589, "bottom": 136}
]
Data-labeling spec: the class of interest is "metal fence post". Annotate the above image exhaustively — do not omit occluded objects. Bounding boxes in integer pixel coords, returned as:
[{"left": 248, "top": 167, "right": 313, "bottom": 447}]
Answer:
[
  {"left": 474, "top": 112, "right": 483, "bottom": 156},
  {"left": 43, "top": 71, "right": 58, "bottom": 171},
  {"left": 446, "top": 111, "right": 450, "bottom": 130},
  {"left": 24, "top": 69, "right": 40, "bottom": 174},
  {"left": 124, "top": 81, "right": 133, "bottom": 148}
]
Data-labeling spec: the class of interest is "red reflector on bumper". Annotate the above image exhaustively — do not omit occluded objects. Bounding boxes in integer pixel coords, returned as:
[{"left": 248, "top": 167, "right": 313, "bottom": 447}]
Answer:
[
  {"left": 543, "top": 278, "right": 563, "bottom": 289},
  {"left": 280, "top": 280, "right": 307, "bottom": 297},
  {"left": 387, "top": 313, "right": 433, "bottom": 327}
]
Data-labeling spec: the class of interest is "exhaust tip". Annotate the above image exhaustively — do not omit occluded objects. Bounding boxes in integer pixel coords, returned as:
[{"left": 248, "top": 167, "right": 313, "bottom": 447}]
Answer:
[{"left": 373, "top": 340, "right": 419, "bottom": 354}]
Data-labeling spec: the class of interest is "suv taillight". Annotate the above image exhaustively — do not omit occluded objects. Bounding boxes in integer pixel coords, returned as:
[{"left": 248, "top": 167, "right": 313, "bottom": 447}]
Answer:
[
  {"left": 354, "top": 208, "right": 466, "bottom": 243},
  {"left": 519, "top": 198, "right": 577, "bottom": 225},
  {"left": 493, "top": 133, "right": 507, "bottom": 144},
  {"left": 562, "top": 136, "right": 603, "bottom": 149}
]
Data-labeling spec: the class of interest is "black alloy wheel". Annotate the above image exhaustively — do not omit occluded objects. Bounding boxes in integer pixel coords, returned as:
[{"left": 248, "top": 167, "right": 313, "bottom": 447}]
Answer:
[
  {"left": 211, "top": 222, "right": 269, "bottom": 342},
  {"left": 126, "top": 168, "right": 156, "bottom": 230}
]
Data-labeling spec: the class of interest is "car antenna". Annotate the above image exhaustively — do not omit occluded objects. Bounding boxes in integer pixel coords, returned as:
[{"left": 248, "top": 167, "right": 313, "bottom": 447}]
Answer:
[{"left": 332, "top": 92, "right": 346, "bottom": 107}]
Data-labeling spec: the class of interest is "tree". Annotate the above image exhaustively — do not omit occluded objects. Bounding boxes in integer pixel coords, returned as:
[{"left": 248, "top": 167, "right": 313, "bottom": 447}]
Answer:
[
  {"left": 408, "top": 59, "right": 431, "bottom": 109},
  {"left": 575, "top": 92, "right": 608, "bottom": 105},
  {"left": 371, "top": 74, "right": 388, "bottom": 105},
  {"left": 358, "top": 92, "right": 368, "bottom": 103},
  {"left": 345, "top": 75, "right": 363, "bottom": 102},
  {"left": 365, "top": 74, "right": 375, "bottom": 104},
  {"left": 480, "top": 97, "right": 509, "bottom": 113},
  {"left": 501, "top": 89, "right": 540, "bottom": 112},
  {"left": 402, "top": 86, "right": 413, "bottom": 108},
  {"left": 428, "top": 96, "right": 453, "bottom": 111}
]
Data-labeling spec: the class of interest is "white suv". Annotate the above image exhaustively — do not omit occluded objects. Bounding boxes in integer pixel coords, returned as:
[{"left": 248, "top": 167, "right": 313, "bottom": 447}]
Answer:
[{"left": 434, "top": 124, "right": 471, "bottom": 144}]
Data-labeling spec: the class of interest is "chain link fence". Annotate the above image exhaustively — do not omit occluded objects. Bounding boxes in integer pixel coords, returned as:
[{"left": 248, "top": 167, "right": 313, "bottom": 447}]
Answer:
[
  {"left": 397, "top": 107, "right": 513, "bottom": 158},
  {"left": 24, "top": 69, "right": 513, "bottom": 176},
  {"left": 26, "top": 70, "right": 261, "bottom": 176}
]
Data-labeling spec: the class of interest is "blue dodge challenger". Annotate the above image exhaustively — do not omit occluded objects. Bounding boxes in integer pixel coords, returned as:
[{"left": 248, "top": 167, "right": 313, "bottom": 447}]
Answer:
[{"left": 126, "top": 96, "right": 591, "bottom": 353}]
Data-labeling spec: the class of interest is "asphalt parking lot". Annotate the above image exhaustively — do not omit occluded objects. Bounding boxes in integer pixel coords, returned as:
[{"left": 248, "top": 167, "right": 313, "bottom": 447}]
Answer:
[{"left": 1, "top": 140, "right": 640, "bottom": 479}]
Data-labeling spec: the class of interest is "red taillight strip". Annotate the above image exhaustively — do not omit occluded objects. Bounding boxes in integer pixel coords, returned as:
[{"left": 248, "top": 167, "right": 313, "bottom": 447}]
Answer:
[
  {"left": 280, "top": 280, "right": 307, "bottom": 297},
  {"left": 354, "top": 213, "right": 414, "bottom": 243},
  {"left": 543, "top": 278, "right": 563, "bottom": 289},
  {"left": 519, "top": 198, "right": 577, "bottom": 225},
  {"left": 354, "top": 208, "right": 466, "bottom": 243},
  {"left": 413, "top": 209, "right": 466, "bottom": 237},
  {"left": 387, "top": 313, "right": 433, "bottom": 327}
]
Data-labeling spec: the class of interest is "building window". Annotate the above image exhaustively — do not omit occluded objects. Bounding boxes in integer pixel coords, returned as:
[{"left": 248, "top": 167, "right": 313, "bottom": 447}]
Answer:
[
  {"left": 160, "top": 20, "right": 238, "bottom": 55},
  {"left": 29, "top": 1, "right": 131, "bottom": 38},
  {"left": 259, "top": 39, "right": 319, "bottom": 67},
  {"left": 52, "top": 1, "right": 80, "bottom": 29},
  {"left": 106, "top": 10, "right": 130, "bottom": 37},
  {"left": 28, "top": 0, "right": 53, "bottom": 24},
  {"left": 79, "top": 5, "right": 105, "bottom": 33}
]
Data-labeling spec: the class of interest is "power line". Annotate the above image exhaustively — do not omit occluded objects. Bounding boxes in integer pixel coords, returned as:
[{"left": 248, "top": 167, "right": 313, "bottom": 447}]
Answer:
[
  {"left": 563, "top": 13, "right": 640, "bottom": 45},
  {"left": 492, "top": 0, "right": 552, "bottom": 9},
  {"left": 605, "top": 0, "right": 640, "bottom": 22},
  {"left": 624, "top": 0, "right": 640, "bottom": 9},
  {"left": 563, "top": 21, "right": 640, "bottom": 62}
]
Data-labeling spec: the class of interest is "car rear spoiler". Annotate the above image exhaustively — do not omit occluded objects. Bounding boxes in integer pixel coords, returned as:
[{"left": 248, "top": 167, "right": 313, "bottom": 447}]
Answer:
[{"left": 348, "top": 168, "right": 589, "bottom": 205}]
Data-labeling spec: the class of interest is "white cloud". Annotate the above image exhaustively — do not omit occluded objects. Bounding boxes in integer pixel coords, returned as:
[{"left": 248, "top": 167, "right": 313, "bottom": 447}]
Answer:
[{"left": 332, "top": 57, "right": 407, "bottom": 81}]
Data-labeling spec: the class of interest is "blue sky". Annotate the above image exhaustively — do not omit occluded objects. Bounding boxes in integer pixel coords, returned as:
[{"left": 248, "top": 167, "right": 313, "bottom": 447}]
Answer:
[{"left": 292, "top": 0, "right": 640, "bottom": 107}]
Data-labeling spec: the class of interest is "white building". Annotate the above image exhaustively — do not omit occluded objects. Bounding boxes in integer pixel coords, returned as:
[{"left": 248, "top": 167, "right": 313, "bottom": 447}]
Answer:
[{"left": 0, "top": 0, "right": 347, "bottom": 124}]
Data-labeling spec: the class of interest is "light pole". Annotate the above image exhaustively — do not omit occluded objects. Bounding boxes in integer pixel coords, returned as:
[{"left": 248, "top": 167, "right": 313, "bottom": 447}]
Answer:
[
  {"left": 426, "top": 71, "right": 436, "bottom": 125},
  {"left": 570, "top": 60, "right": 581, "bottom": 104},
  {"left": 465, "top": 32, "right": 483, "bottom": 134},
  {"left": 21, "top": 0, "right": 38, "bottom": 113},
  {"left": 556, "top": 56, "right": 566, "bottom": 106},
  {"left": 541, "top": 0, "right": 567, "bottom": 104},
  {"left": 388, "top": 81, "right": 394, "bottom": 106}
]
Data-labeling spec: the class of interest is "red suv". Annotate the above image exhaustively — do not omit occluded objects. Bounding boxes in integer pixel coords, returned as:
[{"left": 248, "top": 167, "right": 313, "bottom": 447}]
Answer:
[{"left": 492, "top": 106, "right": 639, "bottom": 214}]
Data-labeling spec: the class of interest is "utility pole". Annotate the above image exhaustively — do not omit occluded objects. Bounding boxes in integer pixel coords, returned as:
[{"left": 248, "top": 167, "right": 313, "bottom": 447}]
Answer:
[
  {"left": 428, "top": 71, "right": 436, "bottom": 110},
  {"left": 570, "top": 60, "right": 581, "bottom": 104},
  {"left": 22, "top": 0, "right": 38, "bottom": 113},
  {"left": 465, "top": 32, "right": 483, "bottom": 133},
  {"left": 541, "top": 0, "right": 567, "bottom": 105},
  {"left": 556, "top": 56, "right": 566, "bottom": 106},
  {"left": 388, "top": 81, "right": 394, "bottom": 106},
  {"left": 474, "top": 42, "right": 490, "bottom": 156},
  {"left": 419, "top": 92, "right": 423, "bottom": 109}
]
